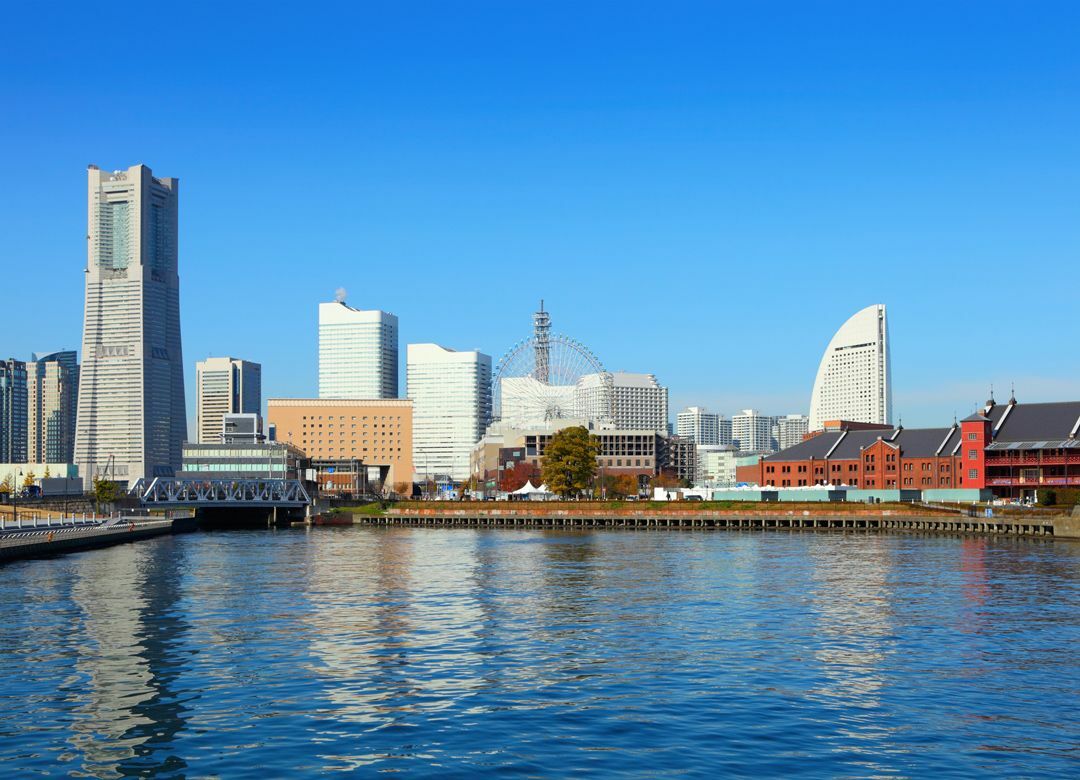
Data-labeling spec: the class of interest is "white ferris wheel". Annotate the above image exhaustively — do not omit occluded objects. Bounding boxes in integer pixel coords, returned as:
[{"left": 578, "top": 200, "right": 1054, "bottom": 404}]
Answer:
[{"left": 491, "top": 302, "right": 612, "bottom": 426}]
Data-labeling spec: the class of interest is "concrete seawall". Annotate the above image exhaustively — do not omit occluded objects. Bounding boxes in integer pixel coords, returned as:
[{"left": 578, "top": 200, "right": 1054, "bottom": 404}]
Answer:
[
  {"left": 0, "top": 518, "right": 196, "bottom": 564},
  {"left": 343, "top": 511, "right": 1079, "bottom": 539}
]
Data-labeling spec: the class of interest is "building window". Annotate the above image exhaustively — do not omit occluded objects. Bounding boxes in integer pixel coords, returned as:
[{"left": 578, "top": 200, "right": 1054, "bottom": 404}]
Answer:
[
  {"left": 968, "top": 449, "right": 978, "bottom": 460},
  {"left": 968, "top": 432, "right": 977, "bottom": 440},
  {"left": 969, "top": 469, "right": 978, "bottom": 479}
]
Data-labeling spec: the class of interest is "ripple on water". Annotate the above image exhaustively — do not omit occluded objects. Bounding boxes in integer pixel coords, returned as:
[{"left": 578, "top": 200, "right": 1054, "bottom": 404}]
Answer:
[{"left": 0, "top": 529, "right": 1077, "bottom": 777}]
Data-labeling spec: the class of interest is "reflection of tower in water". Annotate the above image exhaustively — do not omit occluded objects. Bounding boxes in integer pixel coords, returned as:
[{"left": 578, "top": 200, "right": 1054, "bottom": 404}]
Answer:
[{"left": 67, "top": 539, "right": 190, "bottom": 776}]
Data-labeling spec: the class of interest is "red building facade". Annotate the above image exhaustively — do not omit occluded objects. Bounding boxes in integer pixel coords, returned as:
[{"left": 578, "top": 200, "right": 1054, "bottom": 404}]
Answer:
[
  {"left": 755, "top": 424, "right": 963, "bottom": 489},
  {"left": 753, "top": 397, "right": 1080, "bottom": 499}
]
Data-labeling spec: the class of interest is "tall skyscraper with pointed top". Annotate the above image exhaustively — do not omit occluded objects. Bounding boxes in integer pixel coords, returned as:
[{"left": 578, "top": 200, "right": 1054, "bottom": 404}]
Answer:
[{"left": 74, "top": 164, "right": 187, "bottom": 487}]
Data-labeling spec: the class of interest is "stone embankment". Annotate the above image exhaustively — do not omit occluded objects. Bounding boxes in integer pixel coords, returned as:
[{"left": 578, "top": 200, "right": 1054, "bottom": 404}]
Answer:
[{"left": 335, "top": 503, "right": 1080, "bottom": 539}]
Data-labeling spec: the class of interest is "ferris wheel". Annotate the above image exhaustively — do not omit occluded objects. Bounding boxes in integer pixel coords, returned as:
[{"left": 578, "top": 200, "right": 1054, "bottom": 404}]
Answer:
[{"left": 492, "top": 302, "right": 611, "bottom": 426}]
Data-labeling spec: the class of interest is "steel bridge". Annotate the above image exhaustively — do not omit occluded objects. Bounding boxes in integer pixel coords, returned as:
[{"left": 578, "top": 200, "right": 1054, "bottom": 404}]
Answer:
[{"left": 133, "top": 478, "right": 312, "bottom": 508}]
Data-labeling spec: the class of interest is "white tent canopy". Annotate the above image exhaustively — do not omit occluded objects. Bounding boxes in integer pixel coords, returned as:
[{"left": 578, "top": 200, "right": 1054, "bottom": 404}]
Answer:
[{"left": 510, "top": 480, "right": 554, "bottom": 497}]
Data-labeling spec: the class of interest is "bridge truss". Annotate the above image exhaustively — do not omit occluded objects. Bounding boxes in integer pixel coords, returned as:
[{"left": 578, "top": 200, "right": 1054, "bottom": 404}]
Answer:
[{"left": 135, "top": 478, "right": 312, "bottom": 508}]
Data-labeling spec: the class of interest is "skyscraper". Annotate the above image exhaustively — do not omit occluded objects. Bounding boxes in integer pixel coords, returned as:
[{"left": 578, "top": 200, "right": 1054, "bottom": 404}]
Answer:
[
  {"left": 196, "top": 357, "right": 262, "bottom": 443},
  {"left": 809, "top": 304, "right": 892, "bottom": 431},
  {"left": 74, "top": 164, "right": 186, "bottom": 486},
  {"left": 28, "top": 350, "right": 79, "bottom": 463},
  {"left": 0, "top": 358, "right": 28, "bottom": 464},
  {"left": 732, "top": 409, "right": 774, "bottom": 453},
  {"left": 407, "top": 343, "right": 491, "bottom": 481},
  {"left": 676, "top": 406, "right": 720, "bottom": 445},
  {"left": 318, "top": 300, "right": 398, "bottom": 399}
]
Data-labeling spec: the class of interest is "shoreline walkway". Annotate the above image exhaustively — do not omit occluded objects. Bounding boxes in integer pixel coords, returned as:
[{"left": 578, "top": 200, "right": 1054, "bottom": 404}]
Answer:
[{"left": 0, "top": 515, "right": 194, "bottom": 564}]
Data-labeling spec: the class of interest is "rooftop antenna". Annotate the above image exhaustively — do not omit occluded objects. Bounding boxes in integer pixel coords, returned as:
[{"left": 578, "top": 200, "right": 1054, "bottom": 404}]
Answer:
[{"left": 1010, "top": 382, "right": 1017, "bottom": 404}]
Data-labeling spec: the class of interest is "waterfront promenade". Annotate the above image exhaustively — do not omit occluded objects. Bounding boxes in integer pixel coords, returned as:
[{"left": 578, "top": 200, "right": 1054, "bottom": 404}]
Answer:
[{"left": 0, "top": 515, "right": 194, "bottom": 563}]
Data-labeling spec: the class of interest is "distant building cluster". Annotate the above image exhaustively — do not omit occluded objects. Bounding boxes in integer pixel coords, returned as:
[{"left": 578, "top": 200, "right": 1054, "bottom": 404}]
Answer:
[{"left": 1, "top": 163, "right": 1075, "bottom": 504}]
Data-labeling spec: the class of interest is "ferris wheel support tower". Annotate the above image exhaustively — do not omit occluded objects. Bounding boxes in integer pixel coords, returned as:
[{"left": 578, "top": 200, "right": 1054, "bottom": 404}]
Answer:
[{"left": 533, "top": 300, "right": 551, "bottom": 384}]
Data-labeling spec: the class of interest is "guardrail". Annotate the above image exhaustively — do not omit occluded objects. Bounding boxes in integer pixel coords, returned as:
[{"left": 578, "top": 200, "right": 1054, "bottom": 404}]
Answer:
[{"left": 0, "top": 515, "right": 103, "bottom": 532}]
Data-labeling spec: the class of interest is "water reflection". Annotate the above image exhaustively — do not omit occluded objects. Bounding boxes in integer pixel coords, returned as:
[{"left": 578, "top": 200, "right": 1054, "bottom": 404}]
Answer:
[
  {"left": 0, "top": 529, "right": 1078, "bottom": 777},
  {"left": 66, "top": 538, "right": 190, "bottom": 777}
]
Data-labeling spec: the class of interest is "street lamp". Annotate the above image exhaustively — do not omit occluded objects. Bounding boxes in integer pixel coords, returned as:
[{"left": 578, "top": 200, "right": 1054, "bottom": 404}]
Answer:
[{"left": 13, "top": 469, "right": 21, "bottom": 523}]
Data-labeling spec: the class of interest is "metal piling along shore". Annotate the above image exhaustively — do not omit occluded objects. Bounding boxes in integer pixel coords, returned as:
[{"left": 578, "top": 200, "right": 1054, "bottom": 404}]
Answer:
[{"left": 344, "top": 511, "right": 1066, "bottom": 538}]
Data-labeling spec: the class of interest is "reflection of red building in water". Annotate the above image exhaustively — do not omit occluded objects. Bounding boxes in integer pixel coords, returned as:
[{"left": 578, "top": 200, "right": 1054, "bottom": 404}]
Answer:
[{"left": 961, "top": 397, "right": 1080, "bottom": 500}]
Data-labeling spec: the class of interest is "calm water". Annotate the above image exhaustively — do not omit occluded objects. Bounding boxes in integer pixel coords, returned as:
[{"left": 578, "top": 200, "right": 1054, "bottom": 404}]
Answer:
[{"left": 1, "top": 528, "right": 1078, "bottom": 778}]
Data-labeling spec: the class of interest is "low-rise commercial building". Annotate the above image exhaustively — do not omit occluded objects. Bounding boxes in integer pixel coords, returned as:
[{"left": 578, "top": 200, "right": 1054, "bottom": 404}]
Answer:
[
  {"left": 696, "top": 445, "right": 739, "bottom": 487},
  {"left": 181, "top": 441, "right": 307, "bottom": 480},
  {"left": 267, "top": 398, "right": 414, "bottom": 489}
]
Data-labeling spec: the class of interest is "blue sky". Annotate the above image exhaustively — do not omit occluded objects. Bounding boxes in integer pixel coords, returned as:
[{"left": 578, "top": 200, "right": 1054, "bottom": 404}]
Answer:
[{"left": 2, "top": 1, "right": 1078, "bottom": 429}]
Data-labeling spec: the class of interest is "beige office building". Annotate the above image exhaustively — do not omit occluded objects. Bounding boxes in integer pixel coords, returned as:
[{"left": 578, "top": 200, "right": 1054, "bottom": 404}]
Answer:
[
  {"left": 196, "top": 357, "right": 262, "bottom": 443},
  {"left": 267, "top": 398, "right": 414, "bottom": 488}
]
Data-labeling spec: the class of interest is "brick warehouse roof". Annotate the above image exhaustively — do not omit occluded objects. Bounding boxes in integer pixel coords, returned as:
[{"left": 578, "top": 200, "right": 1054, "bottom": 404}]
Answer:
[
  {"left": 764, "top": 425, "right": 960, "bottom": 462},
  {"left": 990, "top": 401, "right": 1080, "bottom": 442}
]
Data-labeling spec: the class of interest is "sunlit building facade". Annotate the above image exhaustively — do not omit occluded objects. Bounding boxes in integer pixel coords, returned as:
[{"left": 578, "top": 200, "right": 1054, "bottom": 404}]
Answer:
[
  {"left": 318, "top": 301, "right": 398, "bottom": 399},
  {"left": 407, "top": 343, "right": 491, "bottom": 481},
  {"left": 809, "top": 304, "right": 892, "bottom": 432},
  {"left": 74, "top": 164, "right": 186, "bottom": 486},
  {"left": 196, "top": 357, "right": 262, "bottom": 443}
]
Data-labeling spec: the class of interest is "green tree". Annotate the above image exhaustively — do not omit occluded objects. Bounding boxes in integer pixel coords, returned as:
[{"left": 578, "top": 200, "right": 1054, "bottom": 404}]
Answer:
[
  {"left": 93, "top": 478, "right": 121, "bottom": 507},
  {"left": 540, "top": 426, "right": 599, "bottom": 498}
]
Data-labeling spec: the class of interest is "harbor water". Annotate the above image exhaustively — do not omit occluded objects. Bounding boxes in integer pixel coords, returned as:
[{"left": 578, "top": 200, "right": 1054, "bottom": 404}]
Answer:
[{"left": 1, "top": 527, "right": 1078, "bottom": 777}]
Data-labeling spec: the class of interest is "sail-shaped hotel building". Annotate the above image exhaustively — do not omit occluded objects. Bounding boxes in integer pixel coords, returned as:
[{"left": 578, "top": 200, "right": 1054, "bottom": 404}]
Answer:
[{"left": 808, "top": 304, "right": 892, "bottom": 432}]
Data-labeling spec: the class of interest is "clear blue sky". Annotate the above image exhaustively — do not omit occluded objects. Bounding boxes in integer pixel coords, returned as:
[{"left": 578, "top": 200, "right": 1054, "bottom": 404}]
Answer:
[{"left": 3, "top": 1, "right": 1078, "bottom": 429}]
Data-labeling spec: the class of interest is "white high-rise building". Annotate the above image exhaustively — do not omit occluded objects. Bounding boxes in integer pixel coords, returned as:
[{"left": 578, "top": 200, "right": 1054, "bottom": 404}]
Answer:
[
  {"left": 732, "top": 409, "right": 774, "bottom": 453},
  {"left": 717, "top": 416, "right": 733, "bottom": 447},
  {"left": 407, "top": 343, "right": 491, "bottom": 481},
  {"left": 28, "top": 351, "right": 79, "bottom": 463},
  {"left": 318, "top": 300, "right": 398, "bottom": 399},
  {"left": 75, "top": 164, "right": 186, "bottom": 486},
  {"left": 809, "top": 304, "right": 892, "bottom": 431},
  {"left": 677, "top": 406, "right": 719, "bottom": 445},
  {"left": 608, "top": 372, "right": 668, "bottom": 433},
  {"left": 196, "top": 357, "right": 262, "bottom": 443},
  {"left": 773, "top": 414, "right": 809, "bottom": 451}
]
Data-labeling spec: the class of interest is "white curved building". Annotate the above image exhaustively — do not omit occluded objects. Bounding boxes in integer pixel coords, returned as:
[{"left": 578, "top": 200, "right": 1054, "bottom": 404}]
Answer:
[{"left": 808, "top": 304, "right": 892, "bottom": 432}]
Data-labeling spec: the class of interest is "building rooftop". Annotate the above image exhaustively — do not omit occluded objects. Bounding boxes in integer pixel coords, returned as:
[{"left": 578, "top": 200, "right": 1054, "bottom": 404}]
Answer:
[
  {"left": 764, "top": 425, "right": 960, "bottom": 462},
  {"left": 991, "top": 400, "right": 1080, "bottom": 443}
]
